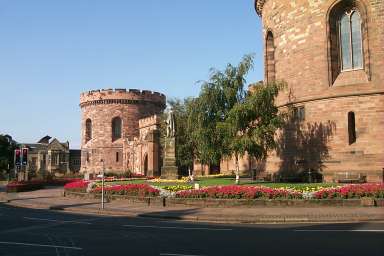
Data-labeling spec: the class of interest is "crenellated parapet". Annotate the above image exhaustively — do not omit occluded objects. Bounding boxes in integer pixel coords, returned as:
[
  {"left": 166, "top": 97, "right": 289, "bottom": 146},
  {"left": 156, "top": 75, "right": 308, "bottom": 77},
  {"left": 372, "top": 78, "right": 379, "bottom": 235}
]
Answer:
[
  {"left": 254, "top": 0, "right": 267, "bottom": 16},
  {"left": 139, "top": 115, "right": 161, "bottom": 129},
  {"left": 80, "top": 88, "right": 166, "bottom": 108}
]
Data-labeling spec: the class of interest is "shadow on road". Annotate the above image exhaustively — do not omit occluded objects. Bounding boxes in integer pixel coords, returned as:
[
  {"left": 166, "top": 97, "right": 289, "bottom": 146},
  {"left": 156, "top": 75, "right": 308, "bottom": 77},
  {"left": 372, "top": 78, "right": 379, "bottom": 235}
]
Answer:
[
  {"left": 8, "top": 196, "right": 59, "bottom": 201},
  {"left": 49, "top": 202, "right": 100, "bottom": 210},
  {"left": 138, "top": 208, "right": 202, "bottom": 220}
]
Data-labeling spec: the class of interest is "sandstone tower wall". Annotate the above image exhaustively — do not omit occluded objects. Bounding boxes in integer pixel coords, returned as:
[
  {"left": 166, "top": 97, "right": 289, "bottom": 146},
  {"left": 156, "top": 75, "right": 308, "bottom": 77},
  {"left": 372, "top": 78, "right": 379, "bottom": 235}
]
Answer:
[{"left": 80, "top": 89, "right": 166, "bottom": 173}]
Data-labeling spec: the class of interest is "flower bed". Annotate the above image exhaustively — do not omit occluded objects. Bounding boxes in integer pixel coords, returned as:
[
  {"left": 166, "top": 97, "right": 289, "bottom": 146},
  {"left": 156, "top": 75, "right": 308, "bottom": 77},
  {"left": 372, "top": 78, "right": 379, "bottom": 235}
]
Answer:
[
  {"left": 176, "top": 185, "right": 303, "bottom": 199},
  {"left": 314, "top": 183, "right": 384, "bottom": 199},
  {"left": 92, "top": 178, "right": 146, "bottom": 188},
  {"left": 160, "top": 185, "right": 194, "bottom": 192},
  {"left": 148, "top": 178, "right": 188, "bottom": 184},
  {"left": 96, "top": 177, "right": 147, "bottom": 182},
  {"left": 64, "top": 180, "right": 90, "bottom": 193},
  {"left": 270, "top": 184, "right": 337, "bottom": 193},
  {"left": 92, "top": 184, "right": 159, "bottom": 197},
  {"left": 6, "top": 180, "right": 45, "bottom": 193},
  {"left": 64, "top": 179, "right": 384, "bottom": 202}
]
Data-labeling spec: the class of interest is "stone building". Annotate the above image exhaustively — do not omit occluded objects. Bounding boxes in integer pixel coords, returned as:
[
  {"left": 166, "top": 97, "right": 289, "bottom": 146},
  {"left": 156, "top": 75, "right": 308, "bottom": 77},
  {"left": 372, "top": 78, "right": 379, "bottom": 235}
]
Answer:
[
  {"left": 194, "top": 0, "right": 383, "bottom": 182},
  {"left": 20, "top": 135, "right": 80, "bottom": 176},
  {"left": 80, "top": 89, "right": 166, "bottom": 176},
  {"left": 125, "top": 115, "right": 162, "bottom": 177},
  {"left": 252, "top": 0, "right": 384, "bottom": 182}
]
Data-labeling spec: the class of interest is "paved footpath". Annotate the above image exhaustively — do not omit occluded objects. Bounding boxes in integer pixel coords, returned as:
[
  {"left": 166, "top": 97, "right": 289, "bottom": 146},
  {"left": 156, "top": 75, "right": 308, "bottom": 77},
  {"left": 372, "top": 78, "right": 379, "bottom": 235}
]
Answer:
[{"left": 1, "top": 187, "right": 384, "bottom": 224}]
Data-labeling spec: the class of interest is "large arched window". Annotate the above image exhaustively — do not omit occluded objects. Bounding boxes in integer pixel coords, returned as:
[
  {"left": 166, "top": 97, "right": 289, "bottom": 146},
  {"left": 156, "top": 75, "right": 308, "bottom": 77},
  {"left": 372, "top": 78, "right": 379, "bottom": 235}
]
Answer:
[
  {"left": 85, "top": 119, "right": 92, "bottom": 142},
  {"left": 339, "top": 10, "right": 363, "bottom": 71},
  {"left": 265, "top": 31, "right": 276, "bottom": 83},
  {"left": 328, "top": 1, "right": 369, "bottom": 85},
  {"left": 112, "top": 117, "right": 122, "bottom": 141}
]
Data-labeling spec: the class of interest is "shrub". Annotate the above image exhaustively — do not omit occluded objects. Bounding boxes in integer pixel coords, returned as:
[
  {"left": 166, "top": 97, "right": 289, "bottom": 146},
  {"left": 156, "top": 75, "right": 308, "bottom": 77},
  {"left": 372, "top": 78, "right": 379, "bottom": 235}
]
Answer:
[
  {"left": 46, "top": 178, "right": 82, "bottom": 186},
  {"left": 104, "top": 171, "right": 145, "bottom": 179},
  {"left": 176, "top": 185, "right": 303, "bottom": 199},
  {"left": 314, "top": 183, "right": 384, "bottom": 199},
  {"left": 92, "top": 184, "right": 159, "bottom": 197}
]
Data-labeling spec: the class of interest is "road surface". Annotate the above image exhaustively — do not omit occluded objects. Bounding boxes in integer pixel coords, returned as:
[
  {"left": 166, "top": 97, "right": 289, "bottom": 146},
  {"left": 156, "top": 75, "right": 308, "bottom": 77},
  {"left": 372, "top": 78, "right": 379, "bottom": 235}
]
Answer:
[{"left": 0, "top": 204, "right": 383, "bottom": 256}]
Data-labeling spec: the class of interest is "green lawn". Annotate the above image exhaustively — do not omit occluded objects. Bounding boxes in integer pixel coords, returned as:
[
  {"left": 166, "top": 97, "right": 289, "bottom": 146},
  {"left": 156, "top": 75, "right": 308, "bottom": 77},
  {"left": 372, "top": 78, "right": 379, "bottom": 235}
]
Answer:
[
  {"left": 196, "top": 178, "right": 238, "bottom": 187},
  {"left": 195, "top": 177, "right": 336, "bottom": 189},
  {"left": 98, "top": 179, "right": 146, "bottom": 186},
  {"left": 97, "top": 177, "right": 338, "bottom": 191}
]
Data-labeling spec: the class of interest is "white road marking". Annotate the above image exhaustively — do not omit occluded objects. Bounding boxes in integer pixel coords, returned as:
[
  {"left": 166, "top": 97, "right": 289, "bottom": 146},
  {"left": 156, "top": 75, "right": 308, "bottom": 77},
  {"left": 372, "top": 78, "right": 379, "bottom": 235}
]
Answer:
[
  {"left": 23, "top": 217, "right": 91, "bottom": 225},
  {"left": 295, "top": 229, "right": 384, "bottom": 233},
  {"left": 0, "top": 241, "right": 82, "bottom": 250},
  {"left": 160, "top": 254, "right": 205, "bottom": 256},
  {"left": 123, "top": 224, "right": 232, "bottom": 231}
]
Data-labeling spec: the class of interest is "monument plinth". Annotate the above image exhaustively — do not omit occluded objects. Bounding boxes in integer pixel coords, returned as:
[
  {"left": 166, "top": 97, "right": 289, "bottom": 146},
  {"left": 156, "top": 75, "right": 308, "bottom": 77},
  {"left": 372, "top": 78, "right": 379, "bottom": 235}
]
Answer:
[
  {"left": 161, "top": 137, "right": 178, "bottom": 179},
  {"left": 161, "top": 109, "right": 178, "bottom": 179}
]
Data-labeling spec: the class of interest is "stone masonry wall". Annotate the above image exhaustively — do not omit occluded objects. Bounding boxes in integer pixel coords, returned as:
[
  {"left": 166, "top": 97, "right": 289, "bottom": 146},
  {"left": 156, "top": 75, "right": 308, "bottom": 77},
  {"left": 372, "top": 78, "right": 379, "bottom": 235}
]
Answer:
[
  {"left": 80, "top": 89, "right": 165, "bottom": 173},
  {"left": 254, "top": 0, "right": 384, "bottom": 181}
]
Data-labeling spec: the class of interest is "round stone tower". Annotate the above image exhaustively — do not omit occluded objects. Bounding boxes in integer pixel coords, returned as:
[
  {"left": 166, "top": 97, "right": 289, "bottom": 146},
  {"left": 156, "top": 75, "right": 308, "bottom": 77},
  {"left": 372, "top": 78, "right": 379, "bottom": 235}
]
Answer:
[
  {"left": 254, "top": 0, "right": 384, "bottom": 182},
  {"left": 80, "top": 88, "right": 166, "bottom": 173}
]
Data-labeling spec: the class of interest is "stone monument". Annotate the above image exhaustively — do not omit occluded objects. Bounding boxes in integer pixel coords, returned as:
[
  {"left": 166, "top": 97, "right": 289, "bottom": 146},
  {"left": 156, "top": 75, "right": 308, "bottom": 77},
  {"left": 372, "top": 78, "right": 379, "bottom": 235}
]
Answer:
[{"left": 161, "top": 109, "right": 178, "bottom": 179}]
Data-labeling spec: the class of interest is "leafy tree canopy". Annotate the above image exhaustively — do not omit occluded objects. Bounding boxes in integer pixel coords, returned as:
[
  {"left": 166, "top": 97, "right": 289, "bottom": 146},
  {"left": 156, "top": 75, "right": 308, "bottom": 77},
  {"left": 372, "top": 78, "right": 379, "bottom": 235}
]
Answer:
[
  {"left": 0, "top": 134, "right": 17, "bottom": 171},
  {"left": 188, "top": 54, "right": 254, "bottom": 167}
]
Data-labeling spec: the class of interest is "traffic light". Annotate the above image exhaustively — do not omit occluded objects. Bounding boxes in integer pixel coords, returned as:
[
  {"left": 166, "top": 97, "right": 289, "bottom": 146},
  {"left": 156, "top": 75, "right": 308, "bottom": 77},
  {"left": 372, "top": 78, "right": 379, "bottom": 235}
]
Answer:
[
  {"left": 22, "top": 148, "right": 28, "bottom": 166},
  {"left": 15, "top": 149, "right": 21, "bottom": 166}
]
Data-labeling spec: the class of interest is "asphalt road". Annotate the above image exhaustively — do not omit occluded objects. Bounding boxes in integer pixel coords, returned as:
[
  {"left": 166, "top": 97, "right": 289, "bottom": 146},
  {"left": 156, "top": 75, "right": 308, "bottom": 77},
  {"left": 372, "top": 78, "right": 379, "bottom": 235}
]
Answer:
[{"left": 0, "top": 204, "right": 383, "bottom": 256}]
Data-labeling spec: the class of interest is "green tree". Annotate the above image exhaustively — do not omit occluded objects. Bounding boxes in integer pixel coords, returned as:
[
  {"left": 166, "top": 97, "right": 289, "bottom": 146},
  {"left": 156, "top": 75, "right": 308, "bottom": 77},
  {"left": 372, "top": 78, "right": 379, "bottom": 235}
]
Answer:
[
  {"left": 217, "top": 81, "right": 285, "bottom": 183},
  {"left": 160, "top": 98, "right": 196, "bottom": 176},
  {"left": 188, "top": 54, "right": 254, "bottom": 173},
  {"left": 170, "top": 98, "right": 195, "bottom": 174},
  {"left": 0, "top": 134, "right": 17, "bottom": 174}
]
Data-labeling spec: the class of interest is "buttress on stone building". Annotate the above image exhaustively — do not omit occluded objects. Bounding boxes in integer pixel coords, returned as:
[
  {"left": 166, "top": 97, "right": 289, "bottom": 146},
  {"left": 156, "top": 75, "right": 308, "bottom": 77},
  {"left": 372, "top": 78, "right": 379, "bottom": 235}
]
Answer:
[
  {"left": 196, "top": 0, "right": 383, "bottom": 182},
  {"left": 80, "top": 89, "right": 165, "bottom": 177}
]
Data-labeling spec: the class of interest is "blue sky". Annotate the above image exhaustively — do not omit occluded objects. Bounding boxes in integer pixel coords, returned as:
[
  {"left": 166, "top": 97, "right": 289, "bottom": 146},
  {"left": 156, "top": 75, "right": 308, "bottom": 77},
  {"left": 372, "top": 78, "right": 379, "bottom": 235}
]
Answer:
[{"left": 0, "top": 0, "right": 263, "bottom": 148}]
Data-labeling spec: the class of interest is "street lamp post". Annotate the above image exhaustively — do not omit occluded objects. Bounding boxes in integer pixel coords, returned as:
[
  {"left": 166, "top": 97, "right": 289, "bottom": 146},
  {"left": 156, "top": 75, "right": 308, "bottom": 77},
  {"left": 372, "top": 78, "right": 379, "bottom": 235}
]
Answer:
[{"left": 100, "top": 159, "right": 105, "bottom": 210}]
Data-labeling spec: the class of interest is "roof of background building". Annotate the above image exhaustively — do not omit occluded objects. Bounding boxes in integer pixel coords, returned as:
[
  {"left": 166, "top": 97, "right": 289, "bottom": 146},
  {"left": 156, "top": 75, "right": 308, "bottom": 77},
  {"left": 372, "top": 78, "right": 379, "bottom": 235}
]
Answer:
[
  {"left": 38, "top": 135, "right": 52, "bottom": 144},
  {"left": 20, "top": 136, "right": 69, "bottom": 151}
]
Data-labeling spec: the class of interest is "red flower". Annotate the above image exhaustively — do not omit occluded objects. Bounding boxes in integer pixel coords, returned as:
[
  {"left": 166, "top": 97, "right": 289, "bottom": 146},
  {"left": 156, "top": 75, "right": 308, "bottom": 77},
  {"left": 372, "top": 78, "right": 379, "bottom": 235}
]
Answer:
[
  {"left": 91, "top": 184, "right": 159, "bottom": 197},
  {"left": 175, "top": 185, "right": 303, "bottom": 199},
  {"left": 314, "top": 183, "right": 384, "bottom": 199}
]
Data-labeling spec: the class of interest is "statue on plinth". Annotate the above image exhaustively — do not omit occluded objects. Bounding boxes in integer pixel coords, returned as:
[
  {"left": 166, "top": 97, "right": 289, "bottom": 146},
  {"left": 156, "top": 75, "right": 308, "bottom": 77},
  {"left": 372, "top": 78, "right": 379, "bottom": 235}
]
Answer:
[
  {"left": 166, "top": 109, "right": 175, "bottom": 138},
  {"left": 161, "top": 108, "right": 178, "bottom": 179}
]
